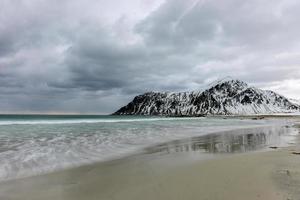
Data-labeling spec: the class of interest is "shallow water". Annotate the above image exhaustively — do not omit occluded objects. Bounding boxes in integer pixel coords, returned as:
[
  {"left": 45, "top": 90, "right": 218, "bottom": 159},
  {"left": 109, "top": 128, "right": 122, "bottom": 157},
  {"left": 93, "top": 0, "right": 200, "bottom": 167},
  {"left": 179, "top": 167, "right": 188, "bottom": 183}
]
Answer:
[
  {"left": 146, "top": 126, "right": 298, "bottom": 155},
  {"left": 0, "top": 115, "right": 293, "bottom": 181}
]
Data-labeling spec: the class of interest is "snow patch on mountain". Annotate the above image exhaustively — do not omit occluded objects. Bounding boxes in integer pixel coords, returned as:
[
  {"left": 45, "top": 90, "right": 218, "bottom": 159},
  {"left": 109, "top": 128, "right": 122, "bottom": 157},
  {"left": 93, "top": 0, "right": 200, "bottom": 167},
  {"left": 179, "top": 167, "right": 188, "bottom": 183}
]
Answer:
[{"left": 289, "top": 98, "right": 300, "bottom": 106}]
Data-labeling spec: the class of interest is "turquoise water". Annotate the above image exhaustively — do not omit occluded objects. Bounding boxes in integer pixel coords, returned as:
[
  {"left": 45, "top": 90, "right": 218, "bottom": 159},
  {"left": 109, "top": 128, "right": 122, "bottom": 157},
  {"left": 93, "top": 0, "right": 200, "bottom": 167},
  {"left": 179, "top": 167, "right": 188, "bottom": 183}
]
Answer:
[{"left": 0, "top": 115, "right": 290, "bottom": 181}]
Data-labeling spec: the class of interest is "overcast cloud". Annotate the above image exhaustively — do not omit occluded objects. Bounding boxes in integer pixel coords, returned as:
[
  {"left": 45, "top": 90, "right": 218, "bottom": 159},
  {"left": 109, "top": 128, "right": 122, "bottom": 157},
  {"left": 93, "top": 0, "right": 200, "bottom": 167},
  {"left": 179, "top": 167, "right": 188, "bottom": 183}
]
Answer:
[{"left": 0, "top": 0, "right": 300, "bottom": 114}]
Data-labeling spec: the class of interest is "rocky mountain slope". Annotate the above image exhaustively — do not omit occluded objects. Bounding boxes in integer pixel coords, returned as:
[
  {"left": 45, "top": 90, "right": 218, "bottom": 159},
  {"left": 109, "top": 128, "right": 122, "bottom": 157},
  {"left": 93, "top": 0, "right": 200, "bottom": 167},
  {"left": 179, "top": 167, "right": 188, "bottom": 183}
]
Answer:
[{"left": 113, "top": 79, "right": 300, "bottom": 116}]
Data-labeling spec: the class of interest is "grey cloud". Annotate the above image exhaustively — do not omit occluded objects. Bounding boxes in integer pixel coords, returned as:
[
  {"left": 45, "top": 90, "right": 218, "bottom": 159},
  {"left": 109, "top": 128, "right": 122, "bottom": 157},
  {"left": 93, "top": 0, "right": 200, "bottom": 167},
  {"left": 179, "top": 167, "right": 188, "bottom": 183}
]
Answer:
[
  {"left": 0, "top": 0, "right": 300, "bottom": 113},
  {"left": 137, "top": 0, "right": 300, "bottom": 52},
  {"left": 135, "top": 0, "right": 220, "bottom": 46},
  {"left": 0, "top": 35, "right": 15, "bottom": 56}
]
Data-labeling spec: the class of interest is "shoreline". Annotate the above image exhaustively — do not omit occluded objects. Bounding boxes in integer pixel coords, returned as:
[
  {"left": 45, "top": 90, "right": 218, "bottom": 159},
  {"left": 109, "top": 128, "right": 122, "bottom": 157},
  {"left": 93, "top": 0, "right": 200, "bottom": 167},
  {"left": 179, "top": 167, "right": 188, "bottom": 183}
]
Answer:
[
  {"left": 0, "top": 117, "right": 289, "bottom": 182},
  {"left": 0, "top": 122, "right": 294, "bottom": 183},
  {"left": 0, "top": 122, "right": 299, "bottom": 200}
]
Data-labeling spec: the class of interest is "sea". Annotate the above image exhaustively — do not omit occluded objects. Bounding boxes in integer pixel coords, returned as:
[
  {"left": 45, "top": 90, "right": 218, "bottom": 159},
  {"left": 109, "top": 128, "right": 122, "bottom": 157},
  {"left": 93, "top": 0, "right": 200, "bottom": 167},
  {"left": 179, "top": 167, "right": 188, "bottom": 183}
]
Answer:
[{"left": 0, "top": 114, "right": 296, "bottom": 182}]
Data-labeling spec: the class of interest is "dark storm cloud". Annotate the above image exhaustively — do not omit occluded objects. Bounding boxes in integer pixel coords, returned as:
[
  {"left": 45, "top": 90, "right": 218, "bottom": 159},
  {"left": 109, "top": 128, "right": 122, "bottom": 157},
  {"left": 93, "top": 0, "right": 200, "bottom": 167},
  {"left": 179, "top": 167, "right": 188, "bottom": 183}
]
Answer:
[{"left": 0, "top": 0, "right": 300, "bottom": 113}]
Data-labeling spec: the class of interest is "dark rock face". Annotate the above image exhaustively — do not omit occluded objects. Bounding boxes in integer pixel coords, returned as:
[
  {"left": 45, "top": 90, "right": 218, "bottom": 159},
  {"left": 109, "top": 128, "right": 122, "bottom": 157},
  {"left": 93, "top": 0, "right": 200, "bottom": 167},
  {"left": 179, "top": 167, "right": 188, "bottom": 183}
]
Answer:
[{"left": 113, "top": 79, "right": 300, "bottom": 116}]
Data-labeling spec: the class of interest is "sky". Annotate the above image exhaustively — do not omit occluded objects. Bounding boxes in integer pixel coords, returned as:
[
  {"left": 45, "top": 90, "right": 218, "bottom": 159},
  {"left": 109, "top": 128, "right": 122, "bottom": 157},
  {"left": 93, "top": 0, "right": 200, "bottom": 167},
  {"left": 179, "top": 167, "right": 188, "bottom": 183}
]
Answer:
[{"left": 1, "top": 0, "right": 300, "bottom": 114}]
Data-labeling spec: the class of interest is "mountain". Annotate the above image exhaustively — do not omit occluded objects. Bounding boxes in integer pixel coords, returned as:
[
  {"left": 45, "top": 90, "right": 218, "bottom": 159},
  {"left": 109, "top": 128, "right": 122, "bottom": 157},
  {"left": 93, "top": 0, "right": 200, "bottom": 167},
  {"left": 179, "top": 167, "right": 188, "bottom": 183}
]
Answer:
[{"left": 113, "top": 79, "right": 300, "bottom": 116}]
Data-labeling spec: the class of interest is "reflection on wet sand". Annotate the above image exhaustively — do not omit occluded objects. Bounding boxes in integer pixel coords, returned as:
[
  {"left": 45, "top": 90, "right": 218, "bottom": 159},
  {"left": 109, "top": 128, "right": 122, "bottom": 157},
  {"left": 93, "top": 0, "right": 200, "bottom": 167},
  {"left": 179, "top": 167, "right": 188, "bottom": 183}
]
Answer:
[{"left": 146, "top": 126, "right": 297, "bottom": 155}]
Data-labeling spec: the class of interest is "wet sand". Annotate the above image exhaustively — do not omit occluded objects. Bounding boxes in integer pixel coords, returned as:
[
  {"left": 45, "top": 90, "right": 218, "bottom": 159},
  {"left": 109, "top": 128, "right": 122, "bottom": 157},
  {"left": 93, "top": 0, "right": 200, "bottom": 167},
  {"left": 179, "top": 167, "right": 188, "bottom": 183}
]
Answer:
[{"left": 0, "top": 124, "right": 300, "bottom": 200}]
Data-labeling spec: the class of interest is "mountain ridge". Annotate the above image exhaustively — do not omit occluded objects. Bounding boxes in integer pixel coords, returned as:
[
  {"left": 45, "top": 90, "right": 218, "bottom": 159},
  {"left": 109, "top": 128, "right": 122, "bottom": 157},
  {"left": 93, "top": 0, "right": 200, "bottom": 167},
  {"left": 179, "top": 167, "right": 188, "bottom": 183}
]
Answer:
[{"left": 113, "top": 79, "right": 300, "bottom": 116}]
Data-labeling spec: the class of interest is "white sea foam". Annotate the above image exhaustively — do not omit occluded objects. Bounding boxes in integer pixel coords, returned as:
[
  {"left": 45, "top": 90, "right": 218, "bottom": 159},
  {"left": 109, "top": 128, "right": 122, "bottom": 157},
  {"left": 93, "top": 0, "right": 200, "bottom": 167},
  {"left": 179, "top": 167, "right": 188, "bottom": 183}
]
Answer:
[{"left": 0, "top": 117, "right": 204, "bottom": 125}]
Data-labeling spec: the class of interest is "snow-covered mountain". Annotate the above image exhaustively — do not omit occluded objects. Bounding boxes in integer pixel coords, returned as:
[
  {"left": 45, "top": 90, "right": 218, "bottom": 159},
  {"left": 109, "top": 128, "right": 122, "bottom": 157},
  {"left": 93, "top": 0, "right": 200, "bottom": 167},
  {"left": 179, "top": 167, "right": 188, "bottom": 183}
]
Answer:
[{"left": 113, "top": 79, "right": 300, "bottom": 116}]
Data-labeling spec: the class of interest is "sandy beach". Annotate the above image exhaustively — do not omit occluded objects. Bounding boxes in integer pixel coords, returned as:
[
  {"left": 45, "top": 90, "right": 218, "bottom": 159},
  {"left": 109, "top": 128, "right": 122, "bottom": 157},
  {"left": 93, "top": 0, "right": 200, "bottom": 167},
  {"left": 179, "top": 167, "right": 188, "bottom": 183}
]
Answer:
[{"left": 0, "top": 121, "right": 299, "bottom": 200}]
